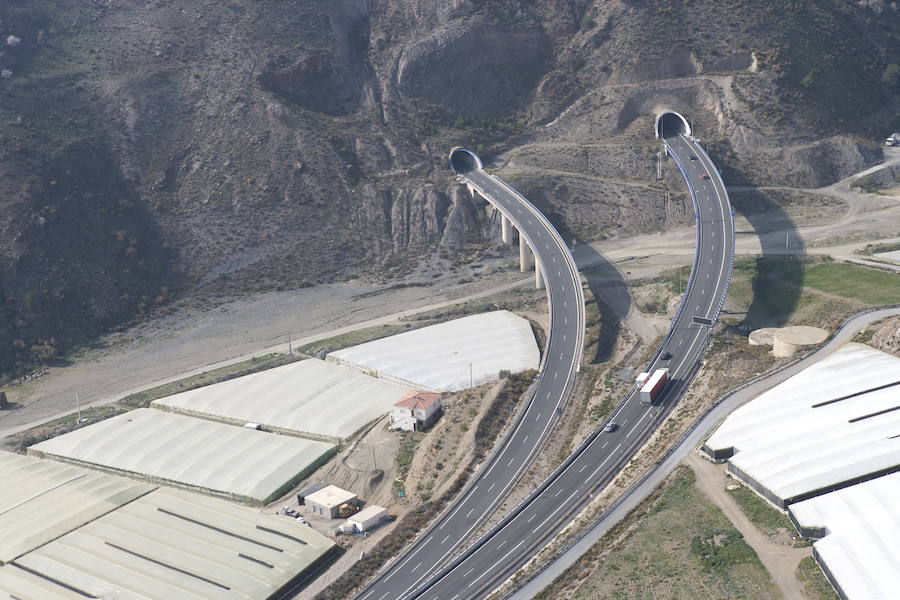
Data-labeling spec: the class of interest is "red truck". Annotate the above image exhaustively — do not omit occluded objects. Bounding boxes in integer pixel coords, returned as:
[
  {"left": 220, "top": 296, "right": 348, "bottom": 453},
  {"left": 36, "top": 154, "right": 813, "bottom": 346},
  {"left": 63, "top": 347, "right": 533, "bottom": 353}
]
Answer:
[{"left": 639, "top": 368, "right": 670, "bottom": 404}]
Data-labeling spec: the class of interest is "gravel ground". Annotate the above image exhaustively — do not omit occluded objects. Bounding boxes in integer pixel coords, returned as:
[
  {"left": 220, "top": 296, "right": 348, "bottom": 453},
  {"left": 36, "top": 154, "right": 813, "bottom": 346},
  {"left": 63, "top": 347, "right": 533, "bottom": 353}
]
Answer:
[{"left": 0, "top": 258, "right": 524, "bottom": 439}]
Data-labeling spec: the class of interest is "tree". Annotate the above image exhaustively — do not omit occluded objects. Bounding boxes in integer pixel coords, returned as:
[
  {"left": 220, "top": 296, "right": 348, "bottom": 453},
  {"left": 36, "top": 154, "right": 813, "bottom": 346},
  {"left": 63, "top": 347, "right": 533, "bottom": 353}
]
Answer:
[
  {"left": 800, "top": 70, "right": 816, "bottom": 89},
  {"left": 881, "top": 63, "right": 900, "bottom": 88}
]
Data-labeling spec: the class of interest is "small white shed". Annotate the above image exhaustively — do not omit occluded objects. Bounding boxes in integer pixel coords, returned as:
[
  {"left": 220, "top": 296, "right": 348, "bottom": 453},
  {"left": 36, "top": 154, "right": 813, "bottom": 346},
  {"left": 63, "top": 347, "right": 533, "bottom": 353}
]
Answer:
[{"left": 347, "top": 505, "right": 388, "bottom": 533}]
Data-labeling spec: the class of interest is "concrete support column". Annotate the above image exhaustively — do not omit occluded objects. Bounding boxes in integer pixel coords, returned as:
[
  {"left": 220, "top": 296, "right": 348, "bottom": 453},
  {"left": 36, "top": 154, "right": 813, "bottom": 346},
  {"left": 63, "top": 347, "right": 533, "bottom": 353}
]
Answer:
[
  {"left": 519, "top": 233, "right": 534, "bottom": 272},
  {"left": 466, "top": 183, "right": 477, "bottom": 201},
  {"left": 501, "top": 214, "right": 512, "bottom": 244},
  {"left": 535, "top": 261, "right": 545, "bottom": 290}
]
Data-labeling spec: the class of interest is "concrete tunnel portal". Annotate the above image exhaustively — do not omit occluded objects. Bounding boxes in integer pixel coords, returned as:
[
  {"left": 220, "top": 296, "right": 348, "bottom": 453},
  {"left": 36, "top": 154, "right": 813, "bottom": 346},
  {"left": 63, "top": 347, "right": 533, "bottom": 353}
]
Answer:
[
  {"left": 449, "top": 147, "right": 483, "bottom": 174},
  {"left": 655, "top": 111, "right": 691, "bottom": 139}
]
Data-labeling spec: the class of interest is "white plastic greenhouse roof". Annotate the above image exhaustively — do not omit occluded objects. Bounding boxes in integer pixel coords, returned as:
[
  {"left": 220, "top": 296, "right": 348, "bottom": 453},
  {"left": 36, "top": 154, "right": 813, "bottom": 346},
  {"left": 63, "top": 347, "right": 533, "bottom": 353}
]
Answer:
[
  {"left": 14, "top": 488, "right": 335, "bottom": 600},
  {"left": 328, "top": 311, "right": 539, "bottom": 392},
  {"left": 28, "top": 409, "right": 335, "bottom": 505},
  {"left": 153, "top": 359, "right": 408, "bottom": 442},
  {"left": 790, "top": 472, "right": 900, "bottom": 600},
  {"left": 0, "top": 451, "right": 154, "bottom": 564},
  {"left": 0, "top": 564, "right": 86, "bottom": 600},
  {"left": 705, "top": 343, "right": 900, "bottom": 504}
]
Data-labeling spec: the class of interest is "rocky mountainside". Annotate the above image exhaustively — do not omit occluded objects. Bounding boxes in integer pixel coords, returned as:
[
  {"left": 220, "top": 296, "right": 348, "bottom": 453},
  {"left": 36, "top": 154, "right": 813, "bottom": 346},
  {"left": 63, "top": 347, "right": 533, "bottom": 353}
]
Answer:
[{"left": 1, "top": 0, "right": 898, "bottom": 374}]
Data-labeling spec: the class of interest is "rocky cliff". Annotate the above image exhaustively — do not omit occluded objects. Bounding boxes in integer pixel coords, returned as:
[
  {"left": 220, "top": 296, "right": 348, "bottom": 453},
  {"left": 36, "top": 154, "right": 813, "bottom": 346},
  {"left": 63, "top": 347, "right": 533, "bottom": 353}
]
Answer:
[{"left": 1, "top": 0, "right": 898, "bottom": 374}]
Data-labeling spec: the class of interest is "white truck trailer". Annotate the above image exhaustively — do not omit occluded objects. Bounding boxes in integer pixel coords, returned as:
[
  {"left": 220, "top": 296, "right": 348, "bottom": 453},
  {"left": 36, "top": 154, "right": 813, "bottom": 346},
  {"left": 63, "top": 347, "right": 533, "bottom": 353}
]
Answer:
[{"left": 639, "top": 368, "right": 670, "bottom": 404}]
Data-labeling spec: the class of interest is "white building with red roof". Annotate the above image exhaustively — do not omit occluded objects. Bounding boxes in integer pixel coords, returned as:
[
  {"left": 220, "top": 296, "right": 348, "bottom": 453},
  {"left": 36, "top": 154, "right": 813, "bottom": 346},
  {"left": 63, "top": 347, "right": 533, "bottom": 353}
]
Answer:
[{"left": 391, "top": 391, "right": 443, "bottom": 432}]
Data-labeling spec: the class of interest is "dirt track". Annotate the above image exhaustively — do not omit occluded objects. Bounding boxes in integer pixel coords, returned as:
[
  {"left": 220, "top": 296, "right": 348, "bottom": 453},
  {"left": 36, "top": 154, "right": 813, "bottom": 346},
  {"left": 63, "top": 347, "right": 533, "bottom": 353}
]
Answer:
[
  {"left": 0, "top": 264, "right": 527, "bottom": 439},
  {"left": 687, "top": 454, "right": 810, "bottom": 600},
  {"left": 2, "top": 150, "right": 897, "bottom": 441}
]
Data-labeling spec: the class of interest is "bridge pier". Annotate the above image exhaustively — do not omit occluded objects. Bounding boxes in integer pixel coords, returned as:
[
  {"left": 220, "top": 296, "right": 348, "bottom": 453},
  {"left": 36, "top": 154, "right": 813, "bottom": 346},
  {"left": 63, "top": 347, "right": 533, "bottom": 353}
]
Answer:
[
  {"left": 535, "top": 261, "right": 545, "bottom": 290},
  {"left": 501, "top": 214, "right": 512, "bottom": 244},
  {"left": 519, "top": 234, "right": 534, "bottom": 272}
]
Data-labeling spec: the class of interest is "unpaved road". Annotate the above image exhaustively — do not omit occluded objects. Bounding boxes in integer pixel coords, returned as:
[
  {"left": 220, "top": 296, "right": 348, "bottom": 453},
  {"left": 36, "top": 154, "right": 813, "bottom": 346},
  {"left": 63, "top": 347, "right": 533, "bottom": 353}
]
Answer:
[
  {"left": 586, "top": 147, "right": 900, "bottom": 276},
  {"left": 687, "top": 453, "right": 811, "bottom": 600},
  {"left": 2, "top": 150, "right": 897, "bottom": 440},
  {"left": 0, "top": 263, "right": 529, "bottom": 439}
]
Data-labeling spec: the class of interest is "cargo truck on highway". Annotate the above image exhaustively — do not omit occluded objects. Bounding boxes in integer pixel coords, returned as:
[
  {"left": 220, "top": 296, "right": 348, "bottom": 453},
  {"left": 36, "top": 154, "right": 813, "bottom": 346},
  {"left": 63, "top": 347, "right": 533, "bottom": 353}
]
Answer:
[{"left": 639, "top": 368, "right": 670, "bottom": 404}]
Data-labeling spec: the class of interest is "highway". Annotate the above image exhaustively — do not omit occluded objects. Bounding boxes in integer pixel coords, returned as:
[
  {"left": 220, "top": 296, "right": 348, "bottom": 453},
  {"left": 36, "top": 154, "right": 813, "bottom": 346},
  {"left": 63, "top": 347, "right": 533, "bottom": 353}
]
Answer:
[
  {"left": 508, "top": 303, "right": 900, "bottom": 598},
  {"left": 395, "top": 125, "right": 735, "bottom": 599},
  {"left": 353, "top": 149, "right": 586, "bottom": 600}
]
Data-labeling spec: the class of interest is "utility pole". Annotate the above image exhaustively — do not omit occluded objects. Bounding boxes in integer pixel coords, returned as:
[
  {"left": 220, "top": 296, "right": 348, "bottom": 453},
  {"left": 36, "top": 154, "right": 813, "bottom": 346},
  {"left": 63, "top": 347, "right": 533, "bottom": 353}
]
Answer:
[
  {"left": 288, "top": 330, "right": 293, "bottom": 355},
  {"left": 75, "top": 393, "right": 82, "bottom": 424}
]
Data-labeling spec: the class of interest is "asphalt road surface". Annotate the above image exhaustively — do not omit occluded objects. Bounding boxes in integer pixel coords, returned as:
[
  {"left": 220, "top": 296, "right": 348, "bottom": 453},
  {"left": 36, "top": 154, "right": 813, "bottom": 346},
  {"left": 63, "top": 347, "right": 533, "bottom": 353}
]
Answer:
[
  {"left": 396, "top": 133, "right": 735, "bottom": 600},
  {"left": 507, "top": 304, "right": 900, "bottom": 599},
  {"left": 353, "top": 149, "right": 586, "bottom": 600}
]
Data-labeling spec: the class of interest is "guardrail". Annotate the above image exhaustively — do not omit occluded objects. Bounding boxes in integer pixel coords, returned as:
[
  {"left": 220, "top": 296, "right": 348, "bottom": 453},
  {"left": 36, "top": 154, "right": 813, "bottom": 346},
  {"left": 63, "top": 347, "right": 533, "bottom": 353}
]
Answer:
[
  {"left": 499, "top": 303, "right": 900, "bottom": 599},
  {"left": 408, "top": 140, "right": 735, "bottom": 598},
  {"left": 355, "top": 167, "right": 587, "bottom": 600},
  {"left": 488, "top": 174, "right": 587, "bottom": 372},
  {"left": 473, "top": 136, "right": 734, "bottom": 599},
  {"left": 689, "top": 136, "right": 736, "bottom": 323}
]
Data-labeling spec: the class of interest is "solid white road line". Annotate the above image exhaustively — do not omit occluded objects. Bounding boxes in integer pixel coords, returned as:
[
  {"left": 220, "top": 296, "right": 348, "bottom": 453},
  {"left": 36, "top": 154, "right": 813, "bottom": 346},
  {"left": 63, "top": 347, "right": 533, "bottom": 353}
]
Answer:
[
  {"left": 587, "top": 449, "right": 620, "bottom": 486},
  {"left": 626, "top": 408, "right": 652, "bottom": 438}
]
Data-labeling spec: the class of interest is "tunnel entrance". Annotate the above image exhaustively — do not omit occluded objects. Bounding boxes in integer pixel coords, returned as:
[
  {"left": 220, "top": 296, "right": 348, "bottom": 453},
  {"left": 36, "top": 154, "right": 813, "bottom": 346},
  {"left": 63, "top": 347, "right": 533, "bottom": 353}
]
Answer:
[
  {"left": 449, "top": 147, "right": 483, "bottom": 174},
  {"left": 655, "top": 111, "right": 691, "bottom": 139}
]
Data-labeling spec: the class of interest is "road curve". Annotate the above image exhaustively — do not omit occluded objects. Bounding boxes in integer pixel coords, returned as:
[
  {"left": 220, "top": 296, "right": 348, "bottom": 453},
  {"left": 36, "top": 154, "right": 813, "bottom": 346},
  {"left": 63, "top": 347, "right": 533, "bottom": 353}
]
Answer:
[
  {"left": 508, "top": 304, "right": 900, "bottom": 599},
  {"left": 353, "top": 149, "right": 586, "bottom": 600},
  {"left": 400, "top": 130, "right": 735, "bottom": 599}
]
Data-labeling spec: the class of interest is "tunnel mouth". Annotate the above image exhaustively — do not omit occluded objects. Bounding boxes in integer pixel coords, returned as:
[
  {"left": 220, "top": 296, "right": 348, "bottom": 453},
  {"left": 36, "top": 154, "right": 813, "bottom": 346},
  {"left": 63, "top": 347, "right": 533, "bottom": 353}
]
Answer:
[
  {"left": 448, "top": 147, "right": 483, "bottom": 174},
  {"left": 655, "top": 111, "right": 691, "bottom": 139}
]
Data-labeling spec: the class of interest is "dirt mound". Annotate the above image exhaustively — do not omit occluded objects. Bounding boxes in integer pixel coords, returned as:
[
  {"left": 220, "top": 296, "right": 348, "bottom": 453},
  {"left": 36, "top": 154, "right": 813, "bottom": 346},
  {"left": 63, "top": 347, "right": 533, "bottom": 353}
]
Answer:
[{"left": 869, "top": 317, "right": 900, "bottom": 357}]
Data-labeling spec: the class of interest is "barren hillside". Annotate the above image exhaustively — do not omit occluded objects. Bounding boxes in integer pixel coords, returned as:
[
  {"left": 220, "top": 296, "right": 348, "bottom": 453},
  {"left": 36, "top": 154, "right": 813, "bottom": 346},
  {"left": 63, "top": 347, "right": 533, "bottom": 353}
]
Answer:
[{"left": 1, "top": 0, "right": 898, "bottom": 374}]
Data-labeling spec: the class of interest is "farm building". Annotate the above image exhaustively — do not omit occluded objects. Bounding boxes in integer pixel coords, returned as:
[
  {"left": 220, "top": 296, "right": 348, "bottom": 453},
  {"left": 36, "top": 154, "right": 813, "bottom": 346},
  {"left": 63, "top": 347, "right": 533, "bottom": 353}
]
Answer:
[
  {"left": 328, "top": 310, "right": 539, "bottom": 392},
  {"left": 789, "top": 471, "right": 900, "bottom": 600},
  {"left": 704, "top": 343, "right": 900, "bottom": 508},
  {"left": 153, "top": 358, "right": 409, "bottom": 443},
  {"left": 0, "top": 451, "right": 153, "bottom": 564},
  {"left": 347, "top": 505, "right": 389, "bottom": 533},
  {"left": 304, "top": 485, "right": 358, "bottom": 519},
  {"left": 10, "top": 488, "right": 337, "bottom": 600},
  {"left": 28, "top": 409, "right": 336, "bottom": 506},
  {"left": 390, "top": 390, "right": 442, "bottom": 431}
]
